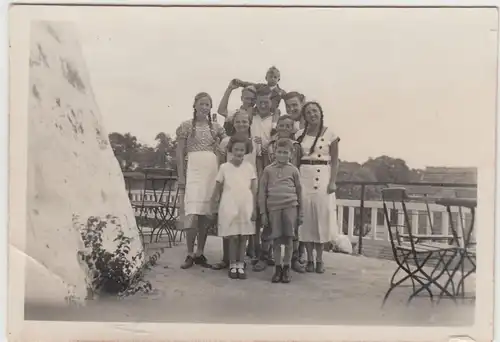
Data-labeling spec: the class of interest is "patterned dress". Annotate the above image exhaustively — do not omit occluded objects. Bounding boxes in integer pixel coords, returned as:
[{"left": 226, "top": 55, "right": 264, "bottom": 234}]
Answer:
[{"left": 295, "top": 127, "right": 340, "bottom": 243}]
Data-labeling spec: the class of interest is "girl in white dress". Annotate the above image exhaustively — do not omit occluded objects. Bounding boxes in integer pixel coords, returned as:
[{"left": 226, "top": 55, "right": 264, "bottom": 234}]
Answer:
[
  {"left": 295, "top": 101, "right": 340, "bottom": 274},
  {"left": 211, "top": 134, "right": 257, "bottom": 279},
  {"left": 212, "top": 110, "right": 257, "bottom": 271}
]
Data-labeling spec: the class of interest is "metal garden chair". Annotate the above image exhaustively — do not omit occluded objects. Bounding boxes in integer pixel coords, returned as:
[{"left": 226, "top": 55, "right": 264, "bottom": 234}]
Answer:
[
  {"left": 381, "top": 187, "right": 461, "bottom": 307},
  {"left": 435, "top": 197, "right": 477, "bottom": 301}
]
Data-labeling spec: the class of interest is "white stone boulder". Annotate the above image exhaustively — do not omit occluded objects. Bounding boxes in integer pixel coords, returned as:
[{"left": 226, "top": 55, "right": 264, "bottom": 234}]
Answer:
[{"left": 25, "top": 21, "right": 144, "bottom": 306}]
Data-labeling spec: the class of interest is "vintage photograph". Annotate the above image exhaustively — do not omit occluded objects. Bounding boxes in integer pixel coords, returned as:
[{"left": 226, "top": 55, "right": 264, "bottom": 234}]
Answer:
[{"left": 7, "top": 3, "right": 497, "bottom": 341}]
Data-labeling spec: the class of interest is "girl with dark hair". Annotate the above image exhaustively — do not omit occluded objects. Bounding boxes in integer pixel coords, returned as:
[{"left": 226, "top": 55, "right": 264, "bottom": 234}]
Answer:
[
  {"left": 210, "top": 134, "right": 257, "bottom": 279},
  {"left": 212, "top": 110, "right": 257, "bottom": 271},
  {"left": 175, "top": 92, "right": 226, "bottom": 269},
  {"left": 295, "top": 101, "right": 340, "bottom": 274}
]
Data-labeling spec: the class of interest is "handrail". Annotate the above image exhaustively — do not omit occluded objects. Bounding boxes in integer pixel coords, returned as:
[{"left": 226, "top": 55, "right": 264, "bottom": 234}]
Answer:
[
  {"left": 123, "top": 170, "right": 477, "bottom": 256},
  {"left": 336, "top": 180, "right": 477, "bottom": 188}
]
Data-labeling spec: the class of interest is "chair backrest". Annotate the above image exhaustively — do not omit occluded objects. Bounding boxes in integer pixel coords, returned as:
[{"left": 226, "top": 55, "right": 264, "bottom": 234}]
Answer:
[{"left": 381, "top": 187, "right": 416, "bottom": 251}]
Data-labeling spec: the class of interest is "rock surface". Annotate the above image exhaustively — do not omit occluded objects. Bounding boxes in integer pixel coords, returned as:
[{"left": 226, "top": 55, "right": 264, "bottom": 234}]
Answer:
[{"left": 26, "top": 21, "right": 144, "bottom": 305}]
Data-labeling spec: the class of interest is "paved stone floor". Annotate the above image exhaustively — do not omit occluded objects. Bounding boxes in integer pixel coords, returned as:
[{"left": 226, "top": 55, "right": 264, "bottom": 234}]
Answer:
[{"left": 25, "top": 236, "right": 475, "bottom": 326}]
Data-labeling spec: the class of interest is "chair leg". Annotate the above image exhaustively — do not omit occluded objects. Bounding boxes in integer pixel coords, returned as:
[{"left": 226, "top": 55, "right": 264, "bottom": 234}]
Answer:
[
  {"left": 413, "top": 250, "right": 458, "bottom": 305},
  {"left": 383, "top": 253, "right": 428, "bottom": 308}
]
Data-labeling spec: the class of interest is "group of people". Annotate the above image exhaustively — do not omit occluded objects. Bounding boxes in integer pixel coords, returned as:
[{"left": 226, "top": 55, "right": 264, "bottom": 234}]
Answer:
[{"left": 175, "top": 66, "right": 340, "bottom": 283}]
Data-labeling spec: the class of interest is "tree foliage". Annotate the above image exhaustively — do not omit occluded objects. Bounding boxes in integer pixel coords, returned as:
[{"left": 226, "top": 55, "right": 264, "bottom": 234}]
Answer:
[
  {"left": 108, "top": 132, "right": 177, "bottom": 171},
  {"left": 108, "top": 132, "right": 422, "bottom": 199}
]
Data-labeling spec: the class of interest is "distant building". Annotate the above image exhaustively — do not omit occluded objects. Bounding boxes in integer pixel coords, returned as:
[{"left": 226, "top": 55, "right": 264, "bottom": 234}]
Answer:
[{"left": 408, "top": 166, "right": 477, "bottom": 199}]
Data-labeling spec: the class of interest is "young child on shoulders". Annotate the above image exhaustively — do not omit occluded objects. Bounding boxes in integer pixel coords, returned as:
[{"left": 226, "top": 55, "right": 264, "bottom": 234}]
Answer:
[
  {"left": 210, "top": 133, "right": 257, "bottom": 279},
  {"left": 259, "top": 138, "right": 303, "bottom": 283},
  {"left": 231, "top": 65, "right": 286, "bottom": 128},
  {"left": 265, "top": 66, "right": 286, "bottom": 120}
]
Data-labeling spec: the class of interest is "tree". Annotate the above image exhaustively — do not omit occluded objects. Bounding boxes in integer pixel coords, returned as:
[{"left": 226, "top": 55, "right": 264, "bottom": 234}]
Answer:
[
  {"left": 108, "top": 132, "right": 142, "bottom": 171},
  {"left": 154, "top": 132, "right": 177, "bottom": 169},
  {"left": 362, "top": 155, "right": 411, "bottom": 183}
]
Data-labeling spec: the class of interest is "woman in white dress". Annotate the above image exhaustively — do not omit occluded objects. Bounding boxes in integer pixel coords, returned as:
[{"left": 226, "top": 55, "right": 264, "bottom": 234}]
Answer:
[
  {"left": 176, "top": 92, "right": 226, "bottom": 269},
  {"left": 295, "top": 101, "right": 340, "bottom": 274}
]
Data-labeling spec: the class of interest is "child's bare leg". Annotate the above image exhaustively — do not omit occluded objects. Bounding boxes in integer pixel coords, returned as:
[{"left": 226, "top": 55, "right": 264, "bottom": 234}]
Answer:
[
  {"left": 192, "top": 215, "right": 211, "bottom": 268},
  {"left": 228, "top": 236, "right": 238, "bottom": 264},
  {"left": 237, "top": 235, "right": 249, "bottom": 279},
  {"left": 273, "top": 238, "right": 282, "bottom": 266},
  {"left": 271, "top": 237, "right": 283, "bottom": 283},
  {"left": 305, "top": 242, "right": 315, "bottom": 273},
  {"left": 228, "top": 236, "right": 239, "bottom": 279},
  {"left": 181, "top": 215, "right": 198, "bottom": 269},
  {"left": 314, "top": 242, "right": 325, "bottom": 274},
  {"left": 212, "top": 238, "right": 229, "bottom": 270},
  {"left": 195, "top": 216, "right": 210, "bottom": 256},
  {"left": 237, "top": 235, "right": 248, "bottom": 265},
  {"left": 281, "top": 236, "right": 294, "bottom": 283},
  {"left": 283, "top": 237, "right": 294, "bottom": 266}
]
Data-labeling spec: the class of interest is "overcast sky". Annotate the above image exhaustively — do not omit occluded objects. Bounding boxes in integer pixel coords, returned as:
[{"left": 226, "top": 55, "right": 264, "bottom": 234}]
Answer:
[{"left": 65, "top": 6, "right": 498, "bottom": 168}]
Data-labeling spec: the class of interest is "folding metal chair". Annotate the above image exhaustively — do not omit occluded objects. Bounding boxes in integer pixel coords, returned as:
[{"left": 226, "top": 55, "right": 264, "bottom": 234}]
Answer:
[
  {"left": 435, "top": 197, "right": 477, "bottom": 300},
  {"left": 381, "top": 187, "right": 461, "bottom": 306}
]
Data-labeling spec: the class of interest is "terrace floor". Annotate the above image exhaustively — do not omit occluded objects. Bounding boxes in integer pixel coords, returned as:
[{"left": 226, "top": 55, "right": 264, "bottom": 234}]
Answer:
[{"left": 25, "top": 236, "right": 475, "bottom": 326}]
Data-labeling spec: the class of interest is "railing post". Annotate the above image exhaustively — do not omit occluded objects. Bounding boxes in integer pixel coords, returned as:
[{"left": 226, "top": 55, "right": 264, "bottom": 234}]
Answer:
[{"left": 358, "top": 184, "right": 366, "bottom": 255}]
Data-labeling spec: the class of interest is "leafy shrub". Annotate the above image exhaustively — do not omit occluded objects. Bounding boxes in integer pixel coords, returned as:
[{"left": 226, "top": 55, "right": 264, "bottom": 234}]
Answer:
[{"left": 75, "top": 214, "right": 164, "bottom": 298}]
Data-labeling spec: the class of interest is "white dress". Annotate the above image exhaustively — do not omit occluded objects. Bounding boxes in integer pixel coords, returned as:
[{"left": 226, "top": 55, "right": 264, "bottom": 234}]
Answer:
[
  {"left": 216, "top": 161, "right": 256, "bottom": 237},
  {"left": 295, "top": 127, "right": 341, "bottom": 243}
]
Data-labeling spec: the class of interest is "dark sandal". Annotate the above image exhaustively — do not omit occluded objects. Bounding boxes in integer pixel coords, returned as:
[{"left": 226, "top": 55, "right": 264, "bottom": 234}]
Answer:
[{"left": 194, "top": 254, "right": 212, "bottom": 268}]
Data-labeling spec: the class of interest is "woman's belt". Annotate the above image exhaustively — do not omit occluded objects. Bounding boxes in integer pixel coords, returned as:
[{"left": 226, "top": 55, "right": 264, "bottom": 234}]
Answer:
[{"left": 300, "top": 160, "right": 329, "bottom": 166}]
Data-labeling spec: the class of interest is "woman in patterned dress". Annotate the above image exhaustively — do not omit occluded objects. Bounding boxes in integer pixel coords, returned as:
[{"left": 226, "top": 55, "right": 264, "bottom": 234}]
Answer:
[
  {"left": 176, "top": 92, "right": 226, "bottom": 269},
  {"left": 295, "top": 101, "right": 340, "bottom": 274}
]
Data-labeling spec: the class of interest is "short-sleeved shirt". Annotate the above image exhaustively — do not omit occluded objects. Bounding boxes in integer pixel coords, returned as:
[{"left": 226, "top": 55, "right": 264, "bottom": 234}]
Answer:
[
  {"left": 176, "top": 120, "right": 226, "bottom": 153},
  {"left": 219, "top": 136, "right": 257, "bottom": 170},
  {"left": 216, "top": 161, "right": 256, "bottom": 188},
  {"left": 295, "top": 127, "right": 340, "bottom": 162}
]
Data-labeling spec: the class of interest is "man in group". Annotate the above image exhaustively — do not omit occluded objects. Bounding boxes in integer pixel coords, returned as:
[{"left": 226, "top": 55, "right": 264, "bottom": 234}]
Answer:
[{"left": 283, "top": 91, "right": 306, "bottom": 133}]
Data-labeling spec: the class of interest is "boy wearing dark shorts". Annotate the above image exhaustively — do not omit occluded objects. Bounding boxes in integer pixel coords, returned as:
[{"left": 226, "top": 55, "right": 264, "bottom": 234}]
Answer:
[{"left": 259, "top": 138, "right": 303, "bottom": 283}]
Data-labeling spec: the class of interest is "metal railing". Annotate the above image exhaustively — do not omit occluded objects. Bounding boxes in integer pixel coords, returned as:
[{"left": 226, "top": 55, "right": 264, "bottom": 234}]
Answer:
[
  {"left": 335, "top": 181, "right": 477, "bottom": 254},
  {"left": 125, "top": 178, "right": 477, "bottom": 256}
]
